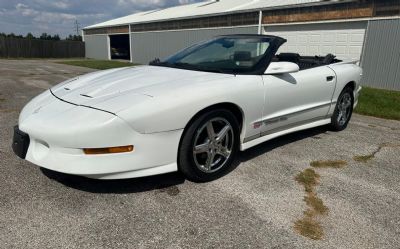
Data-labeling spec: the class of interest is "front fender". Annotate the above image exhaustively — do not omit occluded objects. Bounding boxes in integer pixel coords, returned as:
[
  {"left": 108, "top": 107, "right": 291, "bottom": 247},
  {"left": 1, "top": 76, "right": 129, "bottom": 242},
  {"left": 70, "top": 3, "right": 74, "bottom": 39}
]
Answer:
[{"left": 115, "top": 75, "right": 264, "bottom": 140}]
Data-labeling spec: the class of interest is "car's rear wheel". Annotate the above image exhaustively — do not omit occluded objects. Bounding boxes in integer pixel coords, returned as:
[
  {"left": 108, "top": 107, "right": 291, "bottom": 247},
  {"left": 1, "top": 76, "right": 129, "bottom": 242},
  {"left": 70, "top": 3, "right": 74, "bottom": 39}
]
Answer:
[
  {"left": 179, "top": 109, "right": 240, "bottom": 182},
  {"left": 330, "top": 86, "right": 354, "bottom": 131}
]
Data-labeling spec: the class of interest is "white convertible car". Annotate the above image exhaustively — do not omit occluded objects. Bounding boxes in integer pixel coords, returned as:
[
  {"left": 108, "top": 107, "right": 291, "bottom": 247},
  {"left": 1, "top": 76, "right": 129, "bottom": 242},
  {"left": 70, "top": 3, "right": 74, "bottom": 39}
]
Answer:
[{"left": 13, "top": 35, "right": 362, "bottom": 182}]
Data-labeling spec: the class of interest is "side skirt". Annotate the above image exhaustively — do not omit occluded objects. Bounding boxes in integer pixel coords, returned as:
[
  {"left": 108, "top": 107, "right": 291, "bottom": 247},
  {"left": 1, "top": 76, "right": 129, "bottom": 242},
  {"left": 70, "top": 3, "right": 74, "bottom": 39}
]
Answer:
[{"left": 240, "top": 118, "right": 331, "bottom": 151}]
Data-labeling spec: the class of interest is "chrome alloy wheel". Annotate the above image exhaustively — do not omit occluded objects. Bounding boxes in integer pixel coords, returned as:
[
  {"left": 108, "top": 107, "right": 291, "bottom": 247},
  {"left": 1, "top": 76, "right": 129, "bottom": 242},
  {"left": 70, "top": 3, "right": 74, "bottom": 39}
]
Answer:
[
  {"left": 337, "top": 92, "right": 352, "bottom": 126},
  {"left": 192, "top": 118, "right": 234, "bottom": 173}
]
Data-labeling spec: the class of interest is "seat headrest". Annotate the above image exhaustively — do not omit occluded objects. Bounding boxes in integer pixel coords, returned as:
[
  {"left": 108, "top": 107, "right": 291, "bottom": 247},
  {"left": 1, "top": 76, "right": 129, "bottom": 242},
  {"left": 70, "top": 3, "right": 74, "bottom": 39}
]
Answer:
[
  {"left": 277, "top": 53, "right": 300, "bottom": 63},
  {"left": 234, "top": 51, "right": 252, "bottom": 62},
  {"left": 323, "top": 54, "right": 336, "bottom": 64}
]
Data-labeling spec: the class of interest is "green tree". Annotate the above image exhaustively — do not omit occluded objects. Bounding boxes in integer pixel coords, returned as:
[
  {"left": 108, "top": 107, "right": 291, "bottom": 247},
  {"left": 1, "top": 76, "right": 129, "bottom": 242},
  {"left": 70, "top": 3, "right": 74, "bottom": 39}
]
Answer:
[
  {"left": 66, "top": 34, "right": 82, "bottom": 41},
  {"left": 26, "top": 33, "right": 35, "bottom": 39},
  {"left": 40, "top": 33, "right": 49, "bottom": 40}
]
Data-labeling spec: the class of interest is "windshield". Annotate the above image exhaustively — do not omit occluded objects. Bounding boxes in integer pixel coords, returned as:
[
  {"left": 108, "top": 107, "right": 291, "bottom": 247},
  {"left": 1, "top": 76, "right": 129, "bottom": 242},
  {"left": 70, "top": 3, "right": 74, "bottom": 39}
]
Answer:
[{"left": 151, "top": 37, "right": 272, "bottom": 74}]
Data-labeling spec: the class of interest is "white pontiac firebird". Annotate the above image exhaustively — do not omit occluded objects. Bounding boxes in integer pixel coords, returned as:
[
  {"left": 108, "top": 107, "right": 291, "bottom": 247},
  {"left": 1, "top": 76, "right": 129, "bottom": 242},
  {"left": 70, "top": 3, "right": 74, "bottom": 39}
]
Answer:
[{"left": 13, "top": 35, "right": 362, "bottom": 182}]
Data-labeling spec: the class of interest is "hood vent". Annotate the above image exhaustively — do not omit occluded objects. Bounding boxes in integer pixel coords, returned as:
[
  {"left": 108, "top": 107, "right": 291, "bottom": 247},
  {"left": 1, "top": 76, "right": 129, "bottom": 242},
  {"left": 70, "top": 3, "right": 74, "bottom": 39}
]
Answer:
[{"left": 80, "top": 94, "right": 93, "bottom": 98}]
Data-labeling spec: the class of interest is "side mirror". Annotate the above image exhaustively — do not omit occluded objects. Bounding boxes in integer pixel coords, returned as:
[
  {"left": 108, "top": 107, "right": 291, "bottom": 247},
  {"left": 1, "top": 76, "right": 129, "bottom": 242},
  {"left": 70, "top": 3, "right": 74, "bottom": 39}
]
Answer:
[{"left": 265, "top": 62, "right": 299, "bottom": 75}]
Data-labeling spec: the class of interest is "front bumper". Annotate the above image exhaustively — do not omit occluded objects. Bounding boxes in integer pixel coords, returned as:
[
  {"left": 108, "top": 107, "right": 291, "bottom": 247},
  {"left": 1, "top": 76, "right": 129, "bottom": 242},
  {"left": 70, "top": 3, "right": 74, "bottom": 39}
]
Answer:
[
  {"left": 14, "top": 92, "right": 182, "bottom": 179},
  {"left": 21, "top": 126, "right": 182, "bottom": 179}
]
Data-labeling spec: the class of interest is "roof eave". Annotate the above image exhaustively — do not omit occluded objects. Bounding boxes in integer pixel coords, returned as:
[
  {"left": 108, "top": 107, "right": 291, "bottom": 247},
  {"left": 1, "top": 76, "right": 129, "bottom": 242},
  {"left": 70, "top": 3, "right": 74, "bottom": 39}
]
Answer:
[{"left": 83, "top": 0, "right": 358, "bottom": 30}]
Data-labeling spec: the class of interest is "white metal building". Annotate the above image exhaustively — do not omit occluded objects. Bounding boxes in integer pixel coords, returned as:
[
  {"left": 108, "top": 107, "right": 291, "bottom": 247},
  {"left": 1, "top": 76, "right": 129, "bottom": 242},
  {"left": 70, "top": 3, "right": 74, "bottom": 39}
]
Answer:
[{"left": 83, "top": 0, "right": 400, "bottom": 90}]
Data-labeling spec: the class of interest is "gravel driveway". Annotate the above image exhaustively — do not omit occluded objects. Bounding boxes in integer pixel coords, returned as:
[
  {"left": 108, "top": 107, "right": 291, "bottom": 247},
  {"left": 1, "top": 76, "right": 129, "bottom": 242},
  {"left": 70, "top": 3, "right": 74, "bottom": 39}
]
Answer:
[{"left": 0, "top": 59, "right": 399, "bottom": 249}]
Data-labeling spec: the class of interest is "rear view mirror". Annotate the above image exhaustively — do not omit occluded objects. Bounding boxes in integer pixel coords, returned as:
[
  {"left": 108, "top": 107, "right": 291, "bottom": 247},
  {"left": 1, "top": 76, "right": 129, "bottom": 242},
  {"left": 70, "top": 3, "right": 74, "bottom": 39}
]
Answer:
[
  {"left": 265, "top": 62, "right": 299, "bottom": 75},
  {"left": 218, "top": 39, "right": 234, "bottom": 48}
]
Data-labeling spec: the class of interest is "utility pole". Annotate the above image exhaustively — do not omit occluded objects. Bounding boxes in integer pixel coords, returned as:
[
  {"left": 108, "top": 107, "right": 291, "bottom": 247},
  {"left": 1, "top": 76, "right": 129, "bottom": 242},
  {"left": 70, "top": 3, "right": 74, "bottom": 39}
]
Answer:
[{"left": 74, "top": 20, "right": 81, "bottom": 36}]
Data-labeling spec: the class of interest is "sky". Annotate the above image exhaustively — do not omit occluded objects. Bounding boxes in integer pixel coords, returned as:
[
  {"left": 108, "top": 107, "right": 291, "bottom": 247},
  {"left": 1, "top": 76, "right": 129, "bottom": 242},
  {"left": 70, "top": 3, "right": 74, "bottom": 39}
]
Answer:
[{"left": 0, "top": 0, "right": 203, "bottom": 38}]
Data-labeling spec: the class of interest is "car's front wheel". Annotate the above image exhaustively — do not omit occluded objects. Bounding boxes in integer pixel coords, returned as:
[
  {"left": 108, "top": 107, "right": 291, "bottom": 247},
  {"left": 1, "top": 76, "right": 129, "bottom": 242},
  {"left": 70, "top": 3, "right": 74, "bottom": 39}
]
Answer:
[
  {"left": 330, "top": 86, "right": 354, "bottom": 131},
  {"left": 178, "top": 109, "right": 240, "bottom": 182}
]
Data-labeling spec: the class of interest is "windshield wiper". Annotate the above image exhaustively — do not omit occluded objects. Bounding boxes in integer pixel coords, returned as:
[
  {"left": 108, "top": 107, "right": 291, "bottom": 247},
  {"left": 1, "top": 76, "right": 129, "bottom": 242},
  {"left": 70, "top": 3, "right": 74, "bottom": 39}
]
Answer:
[
  {"left": 172, "top": 63, "right": 234, "bottom": 74},
  {"left": 196, "top": 66, "right": 235, "bottom": 74},
  {"left": 149, "top": 60, "right": 188, "bottom": 68},
  {"left": 208, "top": 68, "right": 234, "bottom": 74},
  {"left": 170, "top": 62, "right": 191, "bottom": 67},
  {"left": 149, "top": 58, "right": 167, "bottom": 66},
  {"left": 168, "top": 62, "right": 200, "bottom": 71},
  {"left": 150, "top": 60, "right": 234, "bottom": 74}
]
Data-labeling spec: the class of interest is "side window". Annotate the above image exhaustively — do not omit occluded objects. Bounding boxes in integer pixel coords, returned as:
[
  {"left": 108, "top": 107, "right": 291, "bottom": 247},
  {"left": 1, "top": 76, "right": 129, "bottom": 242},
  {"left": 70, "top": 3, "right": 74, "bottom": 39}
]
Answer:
[
  {"left": 181, "top": 43, "right": 230, "bottom": 64},
  {"left": 234, "top": 42, "right": 268, "bottom": 57}
]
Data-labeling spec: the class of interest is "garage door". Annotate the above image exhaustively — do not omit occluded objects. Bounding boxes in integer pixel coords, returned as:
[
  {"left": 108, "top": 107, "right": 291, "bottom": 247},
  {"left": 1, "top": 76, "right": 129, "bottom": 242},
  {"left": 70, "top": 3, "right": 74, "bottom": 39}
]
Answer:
[{"left": 264, "top": 21, "right": 367, "bottom": 61}]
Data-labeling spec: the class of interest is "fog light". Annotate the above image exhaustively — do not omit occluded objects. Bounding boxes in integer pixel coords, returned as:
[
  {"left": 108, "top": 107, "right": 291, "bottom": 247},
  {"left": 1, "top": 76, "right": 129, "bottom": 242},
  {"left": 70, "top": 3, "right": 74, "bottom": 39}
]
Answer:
[{"left": 83, "top": 145, "right": 134, "bottom": 155}]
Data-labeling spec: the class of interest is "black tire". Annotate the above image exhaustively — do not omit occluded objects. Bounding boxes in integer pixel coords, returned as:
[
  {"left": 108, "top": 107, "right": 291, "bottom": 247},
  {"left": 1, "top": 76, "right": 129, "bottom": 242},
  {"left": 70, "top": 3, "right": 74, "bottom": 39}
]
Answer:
[
  {"left": 178, "top": 109, "right": 240, "bottom": 182},
  {"left": 330, "top": 86, "right": 354, "bottom": 131}
]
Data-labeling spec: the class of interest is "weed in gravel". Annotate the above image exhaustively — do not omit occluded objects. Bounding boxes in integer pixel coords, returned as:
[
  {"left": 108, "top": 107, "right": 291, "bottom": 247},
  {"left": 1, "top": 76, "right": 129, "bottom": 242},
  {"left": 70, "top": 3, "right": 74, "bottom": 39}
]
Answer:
[
  {"left": 304, "top": 194, "right": 329, "bottom": 215},
  {"left": 310, "top": 160, "right": 347, "bottom": 169},
  {"left": 294, "top": 168, "right": 328, "bottom": 240},
  {"left": 294, "top": 161, "right": 344, "bottom": 240},
  {"left": 354, "top": 143, "right": 400, "bottom": 163},
  {"left": 353, "top": 155, "right": 374, "bottom": 163},
  {"left": 295, "top": 168, "right": 319, "bottom": 193},
  {"left": 294, "top": 214, "right": 324, "bottom": 240}
]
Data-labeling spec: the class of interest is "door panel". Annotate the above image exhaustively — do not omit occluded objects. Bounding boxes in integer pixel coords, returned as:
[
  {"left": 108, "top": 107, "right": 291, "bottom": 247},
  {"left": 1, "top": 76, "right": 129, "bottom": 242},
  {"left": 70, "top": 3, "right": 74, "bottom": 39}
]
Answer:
[{"left": 261, "top": 66, "right": 336, "bottom": 134}]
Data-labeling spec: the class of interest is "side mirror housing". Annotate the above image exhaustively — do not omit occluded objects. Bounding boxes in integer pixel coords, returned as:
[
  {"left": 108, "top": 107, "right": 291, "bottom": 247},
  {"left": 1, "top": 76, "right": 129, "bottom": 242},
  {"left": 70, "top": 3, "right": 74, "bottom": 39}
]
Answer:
[{"left": 265, "top": 62, "right": 299, "bottom": 75}]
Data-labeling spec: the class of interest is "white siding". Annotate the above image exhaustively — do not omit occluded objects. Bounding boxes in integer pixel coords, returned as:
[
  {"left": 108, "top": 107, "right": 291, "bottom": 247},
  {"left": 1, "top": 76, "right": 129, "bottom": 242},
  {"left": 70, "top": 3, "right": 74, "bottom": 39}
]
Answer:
[
  {"left": 85, "top": 35, "right": 109, "bottom": 60},
  {"left": 361, "top": 19, "right": 400, "bottom": 91},
  {"left": 264, "top": 21, "right": 367, "bottom": 60},
  {"left": 131, "top": 26, "right": 258, "bottom": 64}
]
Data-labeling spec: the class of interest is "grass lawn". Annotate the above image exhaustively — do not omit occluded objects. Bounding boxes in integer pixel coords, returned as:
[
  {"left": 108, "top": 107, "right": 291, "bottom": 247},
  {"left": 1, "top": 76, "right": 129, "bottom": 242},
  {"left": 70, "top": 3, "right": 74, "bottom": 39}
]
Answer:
[
  {"left": 57, "top": 59, "right": 135, "bottom": 70},
  {"left": 355, "top": 87, "right": 400, "bottom": 121}
]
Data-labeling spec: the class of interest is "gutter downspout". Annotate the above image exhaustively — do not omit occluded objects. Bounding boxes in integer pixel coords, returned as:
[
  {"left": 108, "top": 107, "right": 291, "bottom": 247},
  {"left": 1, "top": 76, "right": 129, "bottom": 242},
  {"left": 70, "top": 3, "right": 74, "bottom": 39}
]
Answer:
[
  {"left": 258, "top": 10, "right": 263, "bottom": 34},
  {"left": 129, "top": 24, "right": 133, "bottom": 63},
  {"left": 81, "top": 30, "right": 86, "bottom": 59},
  {"left": 107, "top": 35, "right": 111, "bottom": 60}
]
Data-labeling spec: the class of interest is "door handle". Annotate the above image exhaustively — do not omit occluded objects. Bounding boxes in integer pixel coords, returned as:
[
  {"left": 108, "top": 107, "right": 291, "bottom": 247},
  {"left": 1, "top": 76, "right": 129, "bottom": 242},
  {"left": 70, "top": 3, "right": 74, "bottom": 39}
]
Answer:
[{"left": 326, "top": 76, "right": 335, "bottom": 82}]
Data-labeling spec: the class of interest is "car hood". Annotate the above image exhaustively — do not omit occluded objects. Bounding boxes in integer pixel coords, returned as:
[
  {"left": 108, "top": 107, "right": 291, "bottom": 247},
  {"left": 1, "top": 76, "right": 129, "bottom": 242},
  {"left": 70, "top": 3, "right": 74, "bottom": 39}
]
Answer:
[{"left": 51, "top": 65, "right": 230, "bottom": 113}]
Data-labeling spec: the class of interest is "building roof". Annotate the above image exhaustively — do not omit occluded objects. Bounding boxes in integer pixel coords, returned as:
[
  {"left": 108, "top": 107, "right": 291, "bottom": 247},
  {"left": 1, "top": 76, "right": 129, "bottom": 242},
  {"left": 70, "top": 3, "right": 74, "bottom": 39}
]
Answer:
[{"left": 85, "top": 0, "right": 334, "bottom": 29}]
